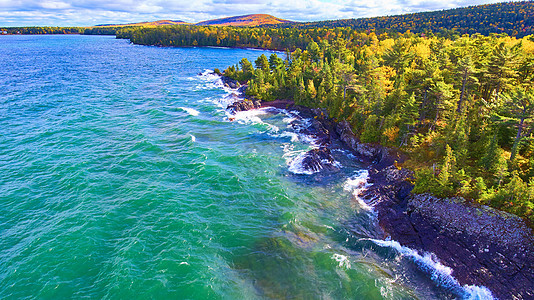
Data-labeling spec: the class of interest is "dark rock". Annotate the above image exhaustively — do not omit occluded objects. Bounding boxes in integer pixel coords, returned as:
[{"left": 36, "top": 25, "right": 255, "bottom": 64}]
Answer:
[
  {"left": 299, "top": 147, "right": 339, "bottom": 173},
  {"left": 221, "top": 76, "right": 240, "bottom": 89},
  {"left": 335, "top": 121, "right": 403, "bottom": 167},
  {"left": 365, "top": 164, "right": 534, "bottom": 300},
  {"left": 226, "top": 99, "right": 261, "bottom": 114},
  {"left": 237, "top": 85, "right": 248, "bottom": 97}
]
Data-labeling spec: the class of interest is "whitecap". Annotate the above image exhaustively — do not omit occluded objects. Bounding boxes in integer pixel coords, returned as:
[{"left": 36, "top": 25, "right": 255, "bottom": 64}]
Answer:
[
  {"left": 271, "top": 131, "right": 300, "bottom": 142},
  {"left": 197, "top": 69, "right": 220, "bottom": 81},
  {"left": 193, "top": 69, "right": 229, "bottom": 92},
  {"left": 287, "top": 151, "right": 317, "bottom": 175},
  {"left": 190, "top": 135, "right": 196, "bottom": 142},
  {"left": 179, "top": 107, "right": 200, "bottom": 116},
  {"left": 369, "top": 239, "right": 495, "bottom": 300},
  {"left": 343, "top": 170, "right": 373, "bottom": 210},
  {"left": 230, "top": 108, "right": 270, "bottom": 125}
]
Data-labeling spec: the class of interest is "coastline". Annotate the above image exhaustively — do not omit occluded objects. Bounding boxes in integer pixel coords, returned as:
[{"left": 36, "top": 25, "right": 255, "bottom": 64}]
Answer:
[{"left": 223, "top": 83, "right": 534, "bottom": 299}]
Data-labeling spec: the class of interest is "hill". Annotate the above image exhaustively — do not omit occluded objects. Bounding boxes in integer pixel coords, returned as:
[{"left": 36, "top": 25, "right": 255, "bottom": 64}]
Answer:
[
  {"left": 196, "top": 14, "right": 293, "bottom": 27},
  {"left": 274, "top": 1, "right": 534, "bottom": 37}
]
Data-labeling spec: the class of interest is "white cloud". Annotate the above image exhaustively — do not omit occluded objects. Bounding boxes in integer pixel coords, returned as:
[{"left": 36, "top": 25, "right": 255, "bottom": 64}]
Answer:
[{"left": 0, "top": 0, "right": 521, "bottom": 27}]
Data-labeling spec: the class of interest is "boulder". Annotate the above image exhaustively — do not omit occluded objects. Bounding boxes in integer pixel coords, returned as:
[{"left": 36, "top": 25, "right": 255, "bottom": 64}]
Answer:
[
  {"left": 226, "top": 99, "right": 261, "bottom": 114},
  {"left": 221, "top": 76, "right": 240, "bottom": 89},
  {"left": 299, "top": 147, "right": 339, "bottom": 173}
]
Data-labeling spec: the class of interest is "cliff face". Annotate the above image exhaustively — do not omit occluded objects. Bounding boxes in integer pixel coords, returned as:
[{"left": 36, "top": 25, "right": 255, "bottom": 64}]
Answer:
[
  {"left": 336, "top": 118, "right": 534, "bottom": 299},
  {"left": 343, "top": 130, "right": 534, "bottom": 299}
]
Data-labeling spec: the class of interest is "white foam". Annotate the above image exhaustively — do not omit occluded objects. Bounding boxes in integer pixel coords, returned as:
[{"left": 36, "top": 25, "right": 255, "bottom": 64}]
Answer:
[
  {"left": 190, "top": 135, "right": 196, "bottom": 142},
  {"left": 344, "top": 170, "right": 373, "bottom": 210},
  {"left": 231, "top": 108, "right": 270, "bottom": 125},
  {"left": 198, "top": 69, "right": 220, "bottom": 81},
  {"left": 179, "top": 107, "right": 200, "bottom": 116},
  {"left": 332, "top": 253, "right": 352, "bottom": 269},
  {"left": 270, "top": 131, "right": 300, "bottom": 142},
  {"left": 287, "top": 151, "right": 317, "bottom": 175},
  {"left": 369, "top": 239, "right": 495, "bottom": 300},
  {"left": 194, "top": 69, "right": 234, "bottom": 92},
  {"left": 283, "top": 116, "right": 298, "bottom": 124}
]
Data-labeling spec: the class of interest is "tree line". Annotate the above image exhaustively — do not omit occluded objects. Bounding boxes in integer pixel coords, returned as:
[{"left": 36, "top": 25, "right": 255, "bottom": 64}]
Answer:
[
  {"left": 272, "top": 1, "right": 534, "bottom": 38},
  {"left": 0, "top": 27, "right": 84, "bottom": 35}
]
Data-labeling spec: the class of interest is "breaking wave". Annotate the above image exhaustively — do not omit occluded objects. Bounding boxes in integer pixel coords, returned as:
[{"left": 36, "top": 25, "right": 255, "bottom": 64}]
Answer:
[{"left": 369, "top": 239, "right": 495, "bottom": 300}]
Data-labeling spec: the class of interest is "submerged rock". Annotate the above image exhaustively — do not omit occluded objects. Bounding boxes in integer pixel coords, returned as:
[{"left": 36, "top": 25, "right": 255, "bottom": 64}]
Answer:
[{"left": 298, "top": 147, "right": 339, "bottom": 174}]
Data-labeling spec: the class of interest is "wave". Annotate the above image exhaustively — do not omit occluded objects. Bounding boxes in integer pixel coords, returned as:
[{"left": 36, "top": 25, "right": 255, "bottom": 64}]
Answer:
[
  {"left": 193, "top": 69, "right": 233, "bottom": 92},
  {"left": 286, "top": 151, "right": 317, "bottom": 175},
  {"left": 368, "top": 239, "right": 495, "bottom": 300},
  {"left": 230, "top": 108, "right": 270, "bottom": 125},
  {"left": 179, "top": 107, "right": 200, "bottom": 116},
  {"left": 195, "top": 69, "right": 243, "bottom": 110},
  {"left": 343, "top": 170, "right": 373, "bottom": 210}
]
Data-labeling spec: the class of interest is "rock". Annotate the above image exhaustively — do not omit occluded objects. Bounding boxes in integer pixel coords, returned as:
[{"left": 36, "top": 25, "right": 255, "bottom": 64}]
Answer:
[
  {"left": 221, "top": 76, "right": 240, "bottom": 89},
  {"left": 237, "top": 85, "right": 248, "bottom": 97},
  {"left": 335, "top": 121, "right": 405, "bottom": 168},
  {"left": 299, "top": 147, "right": 339, "bottom": 173},
  {"left": 365, "top": 168, "right": 534, "bottom": 300},
  {"left": 226, "top": 99, "right": 261, "bottom": 114},
  {"left": 336, "top": 121, "right": 380, "bottom": 159}
]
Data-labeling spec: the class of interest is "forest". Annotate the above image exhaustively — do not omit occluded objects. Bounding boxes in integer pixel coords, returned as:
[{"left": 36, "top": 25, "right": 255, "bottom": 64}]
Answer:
[
  {"left": 222, "top": 32, "right": 534, "bottom": 225},
  {"left": 276, "top": 1, "right": 534, "bottom": 38}
]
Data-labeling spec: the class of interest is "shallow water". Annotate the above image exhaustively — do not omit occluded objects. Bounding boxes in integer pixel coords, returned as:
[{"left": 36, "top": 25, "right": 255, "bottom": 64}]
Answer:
[{"left": 0, "top": 35, "right": 493, "bottom": 299}]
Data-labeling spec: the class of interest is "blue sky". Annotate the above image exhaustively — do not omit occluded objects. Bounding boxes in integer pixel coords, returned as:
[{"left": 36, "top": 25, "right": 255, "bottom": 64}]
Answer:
[{"left": 0, "top": 0, "right": 518, "bottom": 27}]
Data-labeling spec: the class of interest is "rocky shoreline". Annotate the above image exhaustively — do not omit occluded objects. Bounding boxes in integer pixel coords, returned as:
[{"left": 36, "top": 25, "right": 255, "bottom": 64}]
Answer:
[{"left": 223, "top": 83, "right": 534, "bottom": 299}]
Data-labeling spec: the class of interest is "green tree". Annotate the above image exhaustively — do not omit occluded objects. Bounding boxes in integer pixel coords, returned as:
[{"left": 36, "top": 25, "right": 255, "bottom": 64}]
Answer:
[{"left": 255, "top": 54, "right": 270, "bottom": 72}]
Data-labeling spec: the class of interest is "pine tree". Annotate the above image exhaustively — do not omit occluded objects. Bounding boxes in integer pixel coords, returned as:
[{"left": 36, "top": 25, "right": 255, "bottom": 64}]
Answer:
[
  {"left": 438, "top": 144, "right": 456, "bottom": 188},
  {"left": 255, "top": 54, "right": 270, "bottom": 72}
]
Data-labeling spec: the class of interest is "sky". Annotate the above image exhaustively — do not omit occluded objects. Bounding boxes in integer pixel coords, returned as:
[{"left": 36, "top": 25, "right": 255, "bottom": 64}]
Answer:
[{"left": 0, "top": 0, "right": 519, "bottom": 27}]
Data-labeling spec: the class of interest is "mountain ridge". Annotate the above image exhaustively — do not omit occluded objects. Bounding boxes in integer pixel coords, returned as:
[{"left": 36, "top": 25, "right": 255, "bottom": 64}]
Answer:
[{"left": 196, "top": 14, "right": 293, "bottom": 27}]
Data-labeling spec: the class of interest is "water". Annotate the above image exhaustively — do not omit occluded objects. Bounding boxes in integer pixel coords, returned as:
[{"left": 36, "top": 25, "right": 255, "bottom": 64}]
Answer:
[{"left": 0, "top": 35, "right": 493, "bottom": 299}]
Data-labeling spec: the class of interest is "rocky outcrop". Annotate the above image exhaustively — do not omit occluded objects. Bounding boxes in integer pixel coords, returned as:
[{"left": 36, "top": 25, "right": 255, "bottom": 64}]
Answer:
[
  {"left": 237, "top": 85, "right": 248, "bottom": 97},
  {"left": 299, "top": 147, "right": 339, "bottom": 173},
  {"left": 221, "top": 76, "right": 240, "bottom": 89},
  {"left": 335, "top": 120, "right": 404, "bottom": 168},
  {"left": 226, "top": 99, "right": 262, "bottom": 113},
  {"left": 363, "top": 165, "right": 534, "bottom": 300}
]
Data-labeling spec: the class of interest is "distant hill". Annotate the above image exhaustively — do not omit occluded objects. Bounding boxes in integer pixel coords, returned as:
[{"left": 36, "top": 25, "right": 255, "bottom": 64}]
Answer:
[
  {"left": 95, "top": 20, "right": 187, "bottom": 27},
  {"left": 274, "top": 1, "right": 534, "bottom": 37},
  {"left": 196, "top": 14, "right": 293, "bottom": 27}
]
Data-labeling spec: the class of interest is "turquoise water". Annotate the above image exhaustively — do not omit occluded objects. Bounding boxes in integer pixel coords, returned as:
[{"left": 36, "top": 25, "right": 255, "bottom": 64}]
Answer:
[{"left": 0, "top": 35, "right": 491, "bottom": 299}]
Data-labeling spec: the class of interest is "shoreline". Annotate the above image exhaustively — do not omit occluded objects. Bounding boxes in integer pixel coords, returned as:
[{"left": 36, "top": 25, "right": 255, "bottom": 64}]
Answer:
[{"left": 225, "top": 92, "right": 534, "bottom": 299}]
